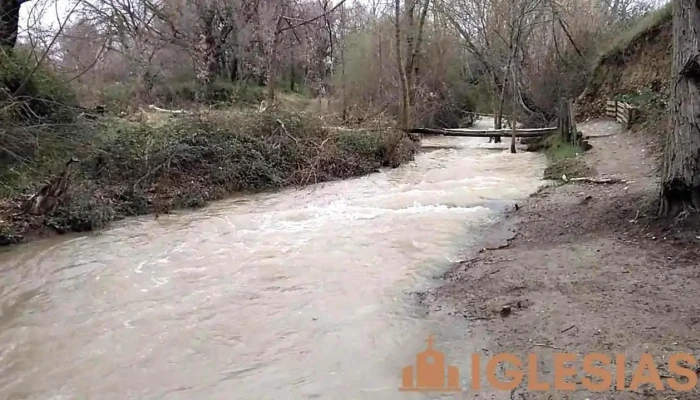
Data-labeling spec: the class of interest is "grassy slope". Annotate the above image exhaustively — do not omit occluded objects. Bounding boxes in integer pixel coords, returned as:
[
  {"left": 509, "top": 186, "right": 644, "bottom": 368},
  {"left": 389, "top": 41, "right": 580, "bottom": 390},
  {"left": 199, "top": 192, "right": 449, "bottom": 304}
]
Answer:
[{"left": 577, "top": 3, "right": 672, "bottom": 119}]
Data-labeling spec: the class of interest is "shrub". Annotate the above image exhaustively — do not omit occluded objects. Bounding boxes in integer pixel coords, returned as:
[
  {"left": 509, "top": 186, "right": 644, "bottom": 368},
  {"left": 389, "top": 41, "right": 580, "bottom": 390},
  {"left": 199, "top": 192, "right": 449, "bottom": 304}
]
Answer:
[
  {"left": 98, "top": 84, "right": 137, "bottom": 113},
  {"left": 337, "top": 131, "right": 384, "bottom": 156},
  {"left": 0, "top": 50, "right": 77, "bottom": 124},
  {"left": 85, "top": 108, "right": 413, "bottom": 202},
  {"left": 0, "top": 52, "right": 82, "bottom": 186},
  {"left": 2, "top": 107, "right": 416, "bottom": 240},
  {"left": 47, "top": 183, "right": 116, "bottom": 233}
]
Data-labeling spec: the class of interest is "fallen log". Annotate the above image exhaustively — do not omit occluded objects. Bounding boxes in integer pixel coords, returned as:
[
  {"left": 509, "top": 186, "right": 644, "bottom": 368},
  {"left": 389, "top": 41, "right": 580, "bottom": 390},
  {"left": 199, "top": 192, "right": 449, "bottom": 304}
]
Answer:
[
  {"left": 561, "top": 175, "right": 625, "bottom": 184},
  {"left": 148, "top": 104, "right": 190, "bottom": 114},
  {"left": 409, "top": 127, "right": 557, "bottom": 138}
]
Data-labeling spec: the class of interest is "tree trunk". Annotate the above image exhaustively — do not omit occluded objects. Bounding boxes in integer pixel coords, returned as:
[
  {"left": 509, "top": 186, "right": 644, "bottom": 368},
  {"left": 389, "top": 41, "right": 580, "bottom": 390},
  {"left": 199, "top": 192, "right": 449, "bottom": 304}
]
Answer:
[
  {"left": 340, "top": 2, "right": 347, "bottom": 121},
  {"left": 558, "top": 99, "right": 574, "bottom": 144},
  {"left": 229, "top": 53, "right": 238, "bottom": 82},
  {"left": 194, "top": 12, "right": 221, "bottom": 87},
  {"left": 0, "top": 0, "right": 29, "bottom": 51},
  {"left": 404, "top": 0, "right": 430, "bottom": 107},
  {"left": 395, "top": 0, "right": 410, "bottom": 130},
  {"left": 496, "top": 77, "right": 507, "bottom": 127},
  {"left": 404, "top": 0, "right": 416, "bottom": 106},
  {"left": 266, "top": 24, "right": 282, "bottom": 102},
  {"left": 659, "top": 0, "right": 700, "bottom": 217},
  {"left": 290, "top": 63, "right": 296, "bottom": 92},
  {"left": 492, "top": 73, "right": 509, "bottom": 143},
  {"left": 488, "top": 74, "right": 502, "bottom": 143},
  {"left": 490, "top": 74, "right": 500, "bottom": 125},
  {"left": 510, "top": 63, "right": 517, "bottom": 154},
  {"left": 378, "top": 32, "right": 383, "bottom": 91}
]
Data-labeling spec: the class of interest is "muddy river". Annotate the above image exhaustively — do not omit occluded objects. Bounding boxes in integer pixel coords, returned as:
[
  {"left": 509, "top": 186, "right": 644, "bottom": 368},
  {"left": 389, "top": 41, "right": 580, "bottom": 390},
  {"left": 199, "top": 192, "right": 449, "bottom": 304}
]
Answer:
[{"left": 0, "top": 121, "right": 546, "bottom": 399}]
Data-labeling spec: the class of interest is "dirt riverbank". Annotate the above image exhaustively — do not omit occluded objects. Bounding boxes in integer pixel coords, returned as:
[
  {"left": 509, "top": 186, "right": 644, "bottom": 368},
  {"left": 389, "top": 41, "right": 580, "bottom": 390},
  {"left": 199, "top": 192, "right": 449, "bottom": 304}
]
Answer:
[{"left": 421, "top": 119, "right": 700, "bottom": 399}]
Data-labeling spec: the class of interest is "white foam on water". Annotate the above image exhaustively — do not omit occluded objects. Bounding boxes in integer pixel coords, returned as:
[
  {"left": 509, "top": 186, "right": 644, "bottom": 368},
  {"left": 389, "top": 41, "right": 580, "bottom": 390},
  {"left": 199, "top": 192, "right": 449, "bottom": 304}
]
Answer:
[{"left": 247, "top": 201, "right": 491, "bottom": 235}]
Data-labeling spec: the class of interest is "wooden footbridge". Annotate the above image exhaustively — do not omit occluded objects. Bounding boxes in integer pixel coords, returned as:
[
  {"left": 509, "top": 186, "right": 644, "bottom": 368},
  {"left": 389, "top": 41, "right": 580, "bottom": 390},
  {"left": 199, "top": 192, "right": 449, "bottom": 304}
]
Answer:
[
  {"left": 408, "top": 100, "right": 576, "bottom": 141},
  {"left": 408, "top": 126, "right": 557, "bottom": 138}
]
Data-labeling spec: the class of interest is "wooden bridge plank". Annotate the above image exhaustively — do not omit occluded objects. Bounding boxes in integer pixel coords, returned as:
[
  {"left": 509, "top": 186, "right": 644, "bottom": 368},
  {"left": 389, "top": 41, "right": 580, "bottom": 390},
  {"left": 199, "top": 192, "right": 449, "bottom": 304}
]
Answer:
[{"left": 409, "top": 127, "right": 557, "bottom": 138}]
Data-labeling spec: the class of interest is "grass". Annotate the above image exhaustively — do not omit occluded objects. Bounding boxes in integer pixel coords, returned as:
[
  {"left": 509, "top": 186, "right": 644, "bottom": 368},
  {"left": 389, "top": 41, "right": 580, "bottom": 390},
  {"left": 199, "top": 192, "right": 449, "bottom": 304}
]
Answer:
[
  {"left": 545, "top": 136, "right": 580, "bottom": 161},
  {"left": 542, "top": 135, "right": 594, "bottom": 180}
]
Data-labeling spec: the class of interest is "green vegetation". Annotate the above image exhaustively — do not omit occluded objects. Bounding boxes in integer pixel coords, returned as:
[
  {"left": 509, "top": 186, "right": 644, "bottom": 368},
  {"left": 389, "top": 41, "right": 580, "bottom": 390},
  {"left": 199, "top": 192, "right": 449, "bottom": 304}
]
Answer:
[
  {"left": 539, "top": 135, "right": 593, "bottom": 180},
  {"left": 615, "top": 89, "right": 668, "bottom": 111},
  {"left": 97, "top": 78, "right": 269, "bottom": 113},
  {"left": 0, "top": 50, "right": 77, "bottom": 124},
  {"left": 0, "top": 51, "right": 417, "bottom": 245},
  {"left": 544, "top": 135, "right": 580, "bottom": 161},
  {"left": 1, "top": 108, "right": 415, "bottom": 240}
]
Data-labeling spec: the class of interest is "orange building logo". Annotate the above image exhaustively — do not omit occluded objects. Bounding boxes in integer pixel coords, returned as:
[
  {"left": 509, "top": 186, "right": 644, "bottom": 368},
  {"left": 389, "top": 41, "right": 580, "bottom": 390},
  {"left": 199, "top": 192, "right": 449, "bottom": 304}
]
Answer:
[{"left": 399, "top": 335, "right": 461, "bottom": 392}]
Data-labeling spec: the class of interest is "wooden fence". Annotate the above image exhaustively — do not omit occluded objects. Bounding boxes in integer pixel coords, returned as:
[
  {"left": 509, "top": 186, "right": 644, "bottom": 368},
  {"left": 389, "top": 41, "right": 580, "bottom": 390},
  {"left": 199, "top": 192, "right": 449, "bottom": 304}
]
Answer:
[{"left": 606, "top": 100, "right": 638, "bottom": 129}]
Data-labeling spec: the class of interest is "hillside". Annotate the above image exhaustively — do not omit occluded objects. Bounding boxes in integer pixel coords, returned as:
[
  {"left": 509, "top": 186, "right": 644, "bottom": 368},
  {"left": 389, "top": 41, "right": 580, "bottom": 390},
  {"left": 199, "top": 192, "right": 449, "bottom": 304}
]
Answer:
[{"left": 577, "top": 5, "right": 672, "bottom": 120}]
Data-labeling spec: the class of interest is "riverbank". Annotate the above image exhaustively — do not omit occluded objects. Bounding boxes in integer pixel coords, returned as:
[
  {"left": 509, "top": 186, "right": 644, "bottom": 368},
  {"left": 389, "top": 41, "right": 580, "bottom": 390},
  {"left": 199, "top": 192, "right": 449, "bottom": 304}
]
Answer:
[
  {"left": 0, "top": 107, "right": 417, "bottom": 246},
  {"left": 421, "top": 119, "right": 700, "bottom": 399}
]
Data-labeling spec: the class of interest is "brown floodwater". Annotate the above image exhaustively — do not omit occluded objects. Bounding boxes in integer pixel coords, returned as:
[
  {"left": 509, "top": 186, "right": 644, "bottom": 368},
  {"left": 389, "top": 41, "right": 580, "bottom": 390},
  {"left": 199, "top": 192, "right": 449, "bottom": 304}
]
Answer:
[{"left": 0, "top": 120, "right": 546, "bottom": 399}]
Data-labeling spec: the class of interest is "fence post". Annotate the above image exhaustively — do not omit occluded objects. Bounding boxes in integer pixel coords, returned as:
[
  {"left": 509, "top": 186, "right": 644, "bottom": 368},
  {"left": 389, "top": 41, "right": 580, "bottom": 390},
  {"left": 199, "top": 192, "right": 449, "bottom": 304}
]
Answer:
[
  {"left": 569, "top": 99, "right": 578, "bottom": 145},
  {"left": 628, "top": 105, "right": 636, "bottom": 129}
]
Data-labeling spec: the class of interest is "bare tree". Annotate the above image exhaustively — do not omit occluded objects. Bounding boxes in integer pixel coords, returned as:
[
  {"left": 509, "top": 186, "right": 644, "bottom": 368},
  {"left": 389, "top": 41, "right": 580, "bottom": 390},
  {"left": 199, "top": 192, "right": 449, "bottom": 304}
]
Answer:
[
  {"left": 264, "top": 0, "right": 348, "bottom": 102},
  {"left": 395, "top": 0, "right": 410, "bottom": 129},
  {"left": 339, "top": 0, "right": 347, "bottom": 119},
  {"left": 439, "top": 0, "right": 584, "bottom": 133},
  {"left": 394, "top": 0, "right": 430, "bottom": 130}
]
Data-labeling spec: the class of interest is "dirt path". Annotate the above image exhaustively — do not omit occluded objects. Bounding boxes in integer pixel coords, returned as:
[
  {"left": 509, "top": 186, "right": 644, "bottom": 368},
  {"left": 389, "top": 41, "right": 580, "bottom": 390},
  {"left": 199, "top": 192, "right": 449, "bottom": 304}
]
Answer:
[{"left": 421, "top": 120, "right": 700, "bottom": 399}]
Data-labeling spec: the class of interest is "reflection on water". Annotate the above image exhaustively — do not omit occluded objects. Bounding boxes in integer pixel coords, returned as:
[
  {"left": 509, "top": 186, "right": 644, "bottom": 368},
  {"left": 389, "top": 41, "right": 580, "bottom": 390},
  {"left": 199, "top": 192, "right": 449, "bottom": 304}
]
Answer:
[{"left": 0, "top": 121, "right": 545, "bottom": 399}]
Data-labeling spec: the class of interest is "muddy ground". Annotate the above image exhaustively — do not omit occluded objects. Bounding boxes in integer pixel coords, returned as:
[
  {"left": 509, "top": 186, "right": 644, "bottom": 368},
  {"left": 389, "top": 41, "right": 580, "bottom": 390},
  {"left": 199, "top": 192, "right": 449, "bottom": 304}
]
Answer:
[{"left": 421, "top": 119, "right": 700, "bottom": 399}]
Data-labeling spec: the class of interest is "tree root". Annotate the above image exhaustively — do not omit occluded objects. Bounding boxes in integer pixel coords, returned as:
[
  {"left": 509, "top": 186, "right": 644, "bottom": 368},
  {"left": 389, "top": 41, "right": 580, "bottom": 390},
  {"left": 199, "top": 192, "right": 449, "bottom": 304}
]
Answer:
[{"left": 658, "top": 181, "right": 700, "bottom": 219}]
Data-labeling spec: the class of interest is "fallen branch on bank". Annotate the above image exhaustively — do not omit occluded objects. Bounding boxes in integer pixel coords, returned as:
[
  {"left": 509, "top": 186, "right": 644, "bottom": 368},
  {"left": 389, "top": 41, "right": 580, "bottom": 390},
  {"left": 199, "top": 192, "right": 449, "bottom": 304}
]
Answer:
[
  {"left": 148, "top": 105, "right": 190, "bottom": 114},
  {"left": 481, "top": 243, "right": 510, "bottom": 252},
  {"left": 326, "top": 126, "right": 389, "bottom": 132},
  {"left": 532, "top": 343, "right": 563, "bottom": 350},
  {"left": 276, "top": 119, "right": 299, "bottom": 147},
  {"left": 561, "top": 174, "right": 625, "bottom": 184}
]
